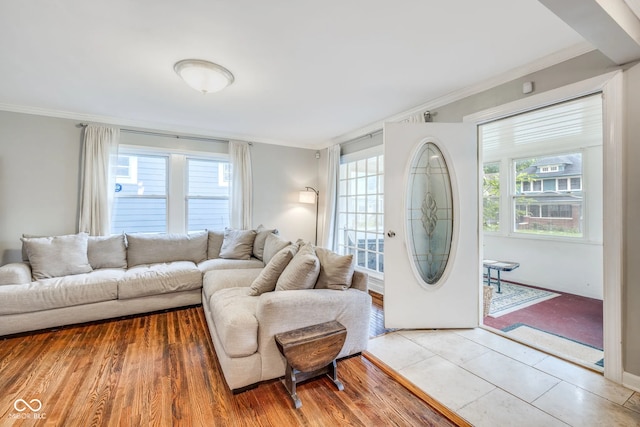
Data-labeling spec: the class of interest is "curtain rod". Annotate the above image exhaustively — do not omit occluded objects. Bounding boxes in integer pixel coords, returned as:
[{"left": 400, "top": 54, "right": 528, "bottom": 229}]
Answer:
[
  {"left": 77, "top": 123, "right": 241, "bottom": 145},
  {"left": 341, "top": 128, "right": 383, "bottom": 147}
]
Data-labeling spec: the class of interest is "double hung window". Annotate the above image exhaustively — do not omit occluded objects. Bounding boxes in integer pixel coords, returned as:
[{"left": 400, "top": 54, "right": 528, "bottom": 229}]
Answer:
[
  {"left": 481, "top": 94, "right": 602, "bottom": 240},
  {"left": 112, "top": 148, "right": 230, "bottom": 235}
]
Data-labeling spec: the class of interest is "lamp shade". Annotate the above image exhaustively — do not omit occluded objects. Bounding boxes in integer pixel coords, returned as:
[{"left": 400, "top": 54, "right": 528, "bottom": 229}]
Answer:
[
  {"left": 299, "top": 190, "right": 317, "bottom": 204},
  {"left": 174, "top": 59, "right": 234, "bottom": 94}
]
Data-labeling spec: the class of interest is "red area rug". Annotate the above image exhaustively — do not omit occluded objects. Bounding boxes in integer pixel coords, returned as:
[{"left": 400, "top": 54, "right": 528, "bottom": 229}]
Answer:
[{"left": 483, "top": 284, "right": 603, "bottom": 350}]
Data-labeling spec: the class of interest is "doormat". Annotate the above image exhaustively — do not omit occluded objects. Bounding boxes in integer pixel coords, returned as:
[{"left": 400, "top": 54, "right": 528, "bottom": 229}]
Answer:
[
  {"left": 503, "top": 323, "right": 604, "bottom": 366},
  {"left": 488, "top": 282, "right": 559, "bottom": 317}
]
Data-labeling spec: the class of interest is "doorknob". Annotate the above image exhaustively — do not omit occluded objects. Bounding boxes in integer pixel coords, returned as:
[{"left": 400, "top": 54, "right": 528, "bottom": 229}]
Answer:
[{"left": 387, "top": 230, "right": 396, "bottom": 238}]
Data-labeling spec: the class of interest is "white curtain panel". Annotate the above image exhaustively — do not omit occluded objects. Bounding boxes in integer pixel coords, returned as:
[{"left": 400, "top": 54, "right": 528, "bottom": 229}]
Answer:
[
  {"left": 321, "top": 144, "right": 340, "bottom": 250},
  {"left": 78, "top": 124, "right": 120, "bottom": 236},
  {"left": 229, "top": 140, "right": 253, "bottom": 229}
]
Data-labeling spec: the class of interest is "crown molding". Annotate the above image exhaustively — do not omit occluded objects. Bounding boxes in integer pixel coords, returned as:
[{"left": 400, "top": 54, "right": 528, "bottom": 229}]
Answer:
[
  {"left": 325, "top": 42, "right": 595, "bottom": 148},
  {"left": 0, "top": 103, "right": 303, "bottom": 149}
]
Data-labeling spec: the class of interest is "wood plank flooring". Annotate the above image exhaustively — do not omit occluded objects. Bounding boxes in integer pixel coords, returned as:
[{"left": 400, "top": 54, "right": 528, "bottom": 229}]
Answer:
[{"left": 0, "top": 306, "right": 456, "bottom": 426}]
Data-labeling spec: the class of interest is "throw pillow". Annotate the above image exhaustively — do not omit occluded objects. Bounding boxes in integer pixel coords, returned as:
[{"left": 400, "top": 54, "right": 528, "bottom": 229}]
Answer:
[
  {"left": 219, "top": 228, "right": 257, "bottom": 260},
  {"left": 262, "top": 233, "right": 292, "bottom": 265},
  {"left": 315, "top": 248, "right": 355, "bottom": 290},
  {"left": 248, "top": 245, "right": 296, "bottom": 296},
  {"left": 252, "top": 224, "right": 278, "bottom": 261},
  {"left": 207, "top": 230, "right": 225, "bottom": 259},
  {"left": 275, "top": 243, "right": 320, "bottom": 291},
  {"left": 22, "top": 233, "right": 93, "bottom": 280},
  {"left": 87, "top": 234, "right": 127, "bottom": 269}
]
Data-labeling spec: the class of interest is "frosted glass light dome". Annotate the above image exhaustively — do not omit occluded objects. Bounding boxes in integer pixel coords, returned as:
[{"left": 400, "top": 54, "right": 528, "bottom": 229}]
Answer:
[{"left": 174, "top": 59, "right": 234, "bottom": 94}]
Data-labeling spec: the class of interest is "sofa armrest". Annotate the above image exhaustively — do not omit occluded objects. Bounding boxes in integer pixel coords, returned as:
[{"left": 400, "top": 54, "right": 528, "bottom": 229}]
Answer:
[
  {"left": 256, "top": 288, "right": 371, "bottom": 378},
  {"left": 0, "top": 262, "right": 32, "bottom": 285}
]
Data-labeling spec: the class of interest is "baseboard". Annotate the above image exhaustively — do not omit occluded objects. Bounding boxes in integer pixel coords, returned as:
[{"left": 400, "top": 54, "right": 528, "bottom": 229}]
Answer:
[
  {"left": 367, "top": 275, "right": 384, "bottom": 294},
  {"left": 623, "top": 371, "right": 640, "bottom": 393}
]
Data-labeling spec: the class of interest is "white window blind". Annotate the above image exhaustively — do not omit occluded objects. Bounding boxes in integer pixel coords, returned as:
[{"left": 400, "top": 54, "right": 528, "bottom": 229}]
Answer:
[{"left": 481, "top": 94, "right": 603, "bottom": 161}]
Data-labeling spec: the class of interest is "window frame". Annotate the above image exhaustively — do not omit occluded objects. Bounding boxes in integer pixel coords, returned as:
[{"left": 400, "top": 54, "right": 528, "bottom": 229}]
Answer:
[
  {"left": 185, "top": 156, "right": 231, "bottom": 232},
  {"left": 479, "top": 92, "right": 603, "bottom": 244},
  {"left": 112, "top": 145, "right": 229, "bottom": 235},
  {"left": 336, "top": 145, "right": 384, "bottom": 279}
]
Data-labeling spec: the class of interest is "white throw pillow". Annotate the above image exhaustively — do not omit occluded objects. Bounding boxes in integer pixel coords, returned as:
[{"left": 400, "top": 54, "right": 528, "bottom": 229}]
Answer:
[
  {"left": 219, "top": 228, "right": 257, "bottom": 260},
  {"left": 314, "top": 248, "right": 355, "bottom": 290},
  {"left": 275, "top": 243, "right": 320, "bottom": 291},
  {"left": 262, "top": 233, "right": 292, "bottom": 265},
  {"left": 252, "top": 224, "right": 278, "bottom": 261},
  {"left": 22, "top": 233, "right": 93, "bottom": 280},
  {"left": 248, "top": 245, "right": 296, "bottom": 296}
]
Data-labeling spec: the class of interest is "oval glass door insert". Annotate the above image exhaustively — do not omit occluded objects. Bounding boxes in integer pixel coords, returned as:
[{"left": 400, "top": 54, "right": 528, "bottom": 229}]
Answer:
[{"left": 407, "top": 141, "right": 454, "bottom": 285}]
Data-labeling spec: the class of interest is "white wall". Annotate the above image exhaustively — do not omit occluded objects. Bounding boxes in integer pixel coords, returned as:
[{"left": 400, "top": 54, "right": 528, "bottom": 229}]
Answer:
[
  {"left": 0, "top": 111, "right": 320, "bottom": 264},
  {"left": 251, "top": 143, "right": 319, "bottom": 243},
  {"left": 0, "top": 112, "right": 82, "bottom": 264},
  {"left": 484, "top": 235, "right": 603, "bottom": 298}
]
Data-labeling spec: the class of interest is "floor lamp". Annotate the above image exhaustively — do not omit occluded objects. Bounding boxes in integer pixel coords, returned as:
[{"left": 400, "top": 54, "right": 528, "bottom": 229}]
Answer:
[{"left": 299, "top": 186, "right": 319, "bottom": 245}]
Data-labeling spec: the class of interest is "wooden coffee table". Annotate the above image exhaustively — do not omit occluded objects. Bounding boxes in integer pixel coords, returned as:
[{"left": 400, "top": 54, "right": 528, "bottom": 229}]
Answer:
[{"left": 274, "top": 320, "right": 347, "bottom": 408}]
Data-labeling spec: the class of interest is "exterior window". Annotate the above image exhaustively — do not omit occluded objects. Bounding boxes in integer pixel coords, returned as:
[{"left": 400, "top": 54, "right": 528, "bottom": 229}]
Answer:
[
  {"left": 514, "top": 153, "right": 583, "bottom": 237},
  {"left": 336, "top": 152, "right": 384, "bottom": 274},
  {"left": 187, "top": 158, "right": 230, "bottom": 232},
  {"left": 481, "top": 94, "right": 601, "bottom": 241},
  {"left": 112, "top": 149, "right": 229, "bottom": 235},
  {"left": 112, "top": 154, "right": 168, "bottom": 234},
  {"left": 483, "top": 162, "right": 500, "bottom": 231},
  {"left": 570, "top": 177, "right": 582, "bottom": 190},
  {"left": 115, "top": 156, "right": 138, "bottom": 184},
  {"left": 557, "top": 178, "right": 568, "bottom": 191}
]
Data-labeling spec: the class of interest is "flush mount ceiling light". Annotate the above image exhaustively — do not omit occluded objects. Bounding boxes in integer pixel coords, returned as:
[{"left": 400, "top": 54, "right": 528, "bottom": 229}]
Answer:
[{"left": 174, "top": 59, "right": 234, "bottom": 94}]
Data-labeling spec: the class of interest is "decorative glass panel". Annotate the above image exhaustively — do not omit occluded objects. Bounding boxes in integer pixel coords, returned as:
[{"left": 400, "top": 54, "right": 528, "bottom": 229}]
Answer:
[{"left": 407, "top": 142, "right": 453, "bottom": 285}]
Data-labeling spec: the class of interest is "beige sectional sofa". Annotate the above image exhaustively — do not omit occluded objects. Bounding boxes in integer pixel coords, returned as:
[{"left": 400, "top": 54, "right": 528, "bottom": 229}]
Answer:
[{"left": 0, "top": 228, "right": 371, "bottom": 392}]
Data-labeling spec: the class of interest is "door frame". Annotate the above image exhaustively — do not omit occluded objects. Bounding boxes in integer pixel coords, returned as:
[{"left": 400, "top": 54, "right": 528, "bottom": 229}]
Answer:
[{"left": 463, "top": 71, "right": 623, "bottom": 383}]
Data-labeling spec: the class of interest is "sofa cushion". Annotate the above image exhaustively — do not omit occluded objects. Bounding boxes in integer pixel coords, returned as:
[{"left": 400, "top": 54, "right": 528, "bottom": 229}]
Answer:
[
  {"left": 126, "top": 232, "right": 208, "bottom": 267},
  {"left": 22, "top": 233, "right": 93, "bottom": 280},
  {"left": 198, "top": 258, "right": 265, "bottom": 274},
  {"left": 315, "top": 248, "right": 355, "bottom": 290},
  {"left": 249, "top": 245, "right": 296, "bottom": 296},
  {"left": 219, "top": 228, "right": 257, "bottom": 260},
  {"left": 118, "top": 261, "right": 202, "bottom": 299},
  {"left": 207, "top": 230, "right": 225, "bottom": 259},
  {"left": 275, "top": 243, "right": 320, "bottom": 291},
  {"left": 0, "top": 269, "right": 122, "bottom": 315},
  {"left": 252, "top": 225, "right": 277, "bottom": 261},
  {"left": 88, "top": 234, "right": 127, "bottom": 269},
  {"left": 262, "top": 233, "right": 292, "bottom": 265},
  {"left": 209, "top": 287, "right": 259, "bottom": 358},
  {"left": 202, "top": 268, "right": 263, "bottom": 302}
]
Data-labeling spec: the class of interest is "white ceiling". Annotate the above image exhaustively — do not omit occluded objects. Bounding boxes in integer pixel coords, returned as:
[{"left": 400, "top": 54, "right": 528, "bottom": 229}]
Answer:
[{"left": 0, "top": 1, "right": 590, "bottom": 148}]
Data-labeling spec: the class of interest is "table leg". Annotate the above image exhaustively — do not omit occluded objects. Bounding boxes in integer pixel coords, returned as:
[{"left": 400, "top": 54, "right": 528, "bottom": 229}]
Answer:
[
  {"left": 326, "top": 359, "right": 344, "bottom": 391},
  {"left": 496, "top": 270, "right": 502, "bottom": 293},
  {"left": 282, "top": 363, "right": 302, "bottom": 408}
]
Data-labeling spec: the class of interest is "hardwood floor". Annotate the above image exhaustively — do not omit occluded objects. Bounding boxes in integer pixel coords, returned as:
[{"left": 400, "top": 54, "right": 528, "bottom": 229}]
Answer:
[{"left": 0, "top": 306, "right": 456, "bottom": 426}]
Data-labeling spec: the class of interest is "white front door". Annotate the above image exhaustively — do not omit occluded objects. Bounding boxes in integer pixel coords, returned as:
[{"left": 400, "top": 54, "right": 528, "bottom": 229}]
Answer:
[{"left": 383, "top": 122, "right": 480, "bottom": 328}]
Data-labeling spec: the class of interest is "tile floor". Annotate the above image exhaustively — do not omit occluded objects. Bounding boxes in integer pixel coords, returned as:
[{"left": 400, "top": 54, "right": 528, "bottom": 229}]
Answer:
[{"left": 367, "top": 328, "right": 640, "bottom": 426}]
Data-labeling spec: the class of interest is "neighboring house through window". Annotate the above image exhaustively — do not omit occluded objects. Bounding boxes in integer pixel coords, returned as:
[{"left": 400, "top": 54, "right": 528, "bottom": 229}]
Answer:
[{"left": 112, "top": 147, "right": 230, "bottom": 235}]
